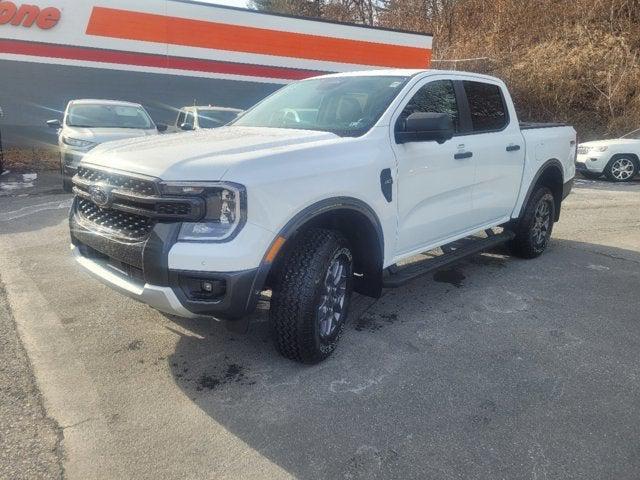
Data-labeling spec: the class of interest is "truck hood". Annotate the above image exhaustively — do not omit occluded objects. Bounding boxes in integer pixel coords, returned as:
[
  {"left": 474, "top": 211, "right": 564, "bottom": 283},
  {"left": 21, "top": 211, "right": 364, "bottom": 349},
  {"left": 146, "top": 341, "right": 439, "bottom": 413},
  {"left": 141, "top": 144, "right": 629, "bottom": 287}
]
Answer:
[
  {"left": 579, "top": 138, "right": 640, "bottom": 148},
  {"left": 63, "top": 126, "right": 158, "bottom": 144},
  {"left": 82, "top": 126, "right": 341, "bottom": 180}
]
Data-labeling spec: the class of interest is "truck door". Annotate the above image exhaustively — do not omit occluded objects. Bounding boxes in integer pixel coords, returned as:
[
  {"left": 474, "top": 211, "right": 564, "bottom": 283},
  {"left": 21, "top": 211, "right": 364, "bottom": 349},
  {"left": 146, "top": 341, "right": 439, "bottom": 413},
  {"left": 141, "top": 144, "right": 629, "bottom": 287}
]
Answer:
[
  {"left": 392, "top": 78, "right": 476, "bottom": 256},
  {"left": 459, "top": 81, "right": 525, "bottom": 224}
]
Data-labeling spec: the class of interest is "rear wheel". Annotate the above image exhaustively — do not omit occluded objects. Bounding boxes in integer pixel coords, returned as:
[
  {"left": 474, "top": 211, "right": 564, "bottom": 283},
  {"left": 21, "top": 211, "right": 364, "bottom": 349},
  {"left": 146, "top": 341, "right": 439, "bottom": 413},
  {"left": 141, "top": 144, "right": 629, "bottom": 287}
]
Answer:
[
  {"left": 605, "top": 156, "right": 637, "bottom": 182},
  {"left": 508, "top": 186, "right": 556, "bottom": 259},
  {"left": 270, "top": 228, "right": 353, "bottom": 364}
]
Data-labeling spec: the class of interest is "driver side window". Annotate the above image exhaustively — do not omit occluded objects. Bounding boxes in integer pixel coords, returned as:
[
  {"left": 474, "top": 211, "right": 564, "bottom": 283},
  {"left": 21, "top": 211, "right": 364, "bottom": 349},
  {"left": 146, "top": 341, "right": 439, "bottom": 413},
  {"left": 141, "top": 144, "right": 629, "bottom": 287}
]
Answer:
[
  {"left": 184, "top": 112, "right": 195, "bottom": 128},
  {"left": 399, "top": 80, "right": 460, "bottom": 132}
]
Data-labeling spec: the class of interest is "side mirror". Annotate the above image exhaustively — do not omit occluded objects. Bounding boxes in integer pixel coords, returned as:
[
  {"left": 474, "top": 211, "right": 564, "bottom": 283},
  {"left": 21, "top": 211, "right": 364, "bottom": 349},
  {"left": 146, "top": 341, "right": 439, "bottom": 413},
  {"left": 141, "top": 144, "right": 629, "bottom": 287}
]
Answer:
[
  {"left": 180, "top": 122, "right": 194, "bottom": 131},
  {"left": 47, "top": 119, "right": 61, "bottom": 129},
  {"left": 156, "top": 123, "right": 168, "bottom": 133},
  {"left": 395, "top": 112, "right": 454, "bottom": 145}
]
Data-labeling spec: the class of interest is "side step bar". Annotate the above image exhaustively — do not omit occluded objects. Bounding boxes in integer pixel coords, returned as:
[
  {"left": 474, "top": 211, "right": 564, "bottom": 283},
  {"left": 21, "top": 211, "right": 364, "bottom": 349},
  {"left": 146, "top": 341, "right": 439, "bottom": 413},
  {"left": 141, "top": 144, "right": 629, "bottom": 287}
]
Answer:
[{"left": 382, "top": 230, "right": 515, "bottom": 288}]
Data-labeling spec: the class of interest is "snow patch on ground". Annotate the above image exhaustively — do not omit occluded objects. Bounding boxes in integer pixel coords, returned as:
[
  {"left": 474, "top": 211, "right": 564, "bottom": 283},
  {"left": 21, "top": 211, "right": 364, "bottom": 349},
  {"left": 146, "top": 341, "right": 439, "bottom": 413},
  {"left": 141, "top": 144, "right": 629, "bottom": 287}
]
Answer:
[{"left": 0, "top": 173, "right": 37, "bottom": 194}]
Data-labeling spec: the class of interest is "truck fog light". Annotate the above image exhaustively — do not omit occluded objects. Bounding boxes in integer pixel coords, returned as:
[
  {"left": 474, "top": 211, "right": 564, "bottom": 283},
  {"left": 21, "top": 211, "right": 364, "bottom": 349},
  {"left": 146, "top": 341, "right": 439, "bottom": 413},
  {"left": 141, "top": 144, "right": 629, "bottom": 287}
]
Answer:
[{"left": 177, "top": 276, "right": 226, "bottom": 300}]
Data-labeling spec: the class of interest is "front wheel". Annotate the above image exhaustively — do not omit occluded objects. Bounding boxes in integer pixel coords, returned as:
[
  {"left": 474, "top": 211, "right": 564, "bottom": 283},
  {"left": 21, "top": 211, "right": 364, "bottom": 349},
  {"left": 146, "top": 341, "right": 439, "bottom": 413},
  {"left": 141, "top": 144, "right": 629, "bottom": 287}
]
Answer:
[
  {"left": 270, "top": 228, "right": 353, "bottom": 364},
  {"left": 508, "top": 186, "right": 556, "bottom": 259},
  {"left": 605, "top": 157, "right": 638, "bottom": 182}
]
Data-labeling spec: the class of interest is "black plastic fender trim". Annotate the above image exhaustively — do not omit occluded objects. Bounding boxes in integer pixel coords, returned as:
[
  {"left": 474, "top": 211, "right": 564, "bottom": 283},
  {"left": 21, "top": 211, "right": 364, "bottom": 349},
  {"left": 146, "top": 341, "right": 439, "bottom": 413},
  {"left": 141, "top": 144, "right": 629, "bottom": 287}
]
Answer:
[
  {"left": 233, "top": 196, "right": 385, "bottom": 332},
  {"left": 517, "top": 159, "right": 564, "bottom": 221}
]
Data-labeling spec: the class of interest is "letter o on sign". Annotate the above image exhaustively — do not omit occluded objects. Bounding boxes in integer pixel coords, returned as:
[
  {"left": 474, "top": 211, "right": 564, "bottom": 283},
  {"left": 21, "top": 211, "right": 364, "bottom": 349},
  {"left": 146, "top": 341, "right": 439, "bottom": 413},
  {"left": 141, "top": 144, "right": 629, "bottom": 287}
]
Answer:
[
  {"left": 37, "top": 6, "right": 60, "bottom": 29},
  {"left": 0, "top": 1, "right": 18, "bottom": 25}
]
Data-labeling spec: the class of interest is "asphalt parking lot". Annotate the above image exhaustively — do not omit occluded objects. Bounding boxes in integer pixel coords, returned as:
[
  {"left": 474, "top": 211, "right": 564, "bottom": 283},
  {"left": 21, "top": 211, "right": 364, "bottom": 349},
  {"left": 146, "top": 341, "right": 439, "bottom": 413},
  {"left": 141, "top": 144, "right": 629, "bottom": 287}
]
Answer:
[{"left": 1, "top": 171, "right": 639, "bottom": 480}]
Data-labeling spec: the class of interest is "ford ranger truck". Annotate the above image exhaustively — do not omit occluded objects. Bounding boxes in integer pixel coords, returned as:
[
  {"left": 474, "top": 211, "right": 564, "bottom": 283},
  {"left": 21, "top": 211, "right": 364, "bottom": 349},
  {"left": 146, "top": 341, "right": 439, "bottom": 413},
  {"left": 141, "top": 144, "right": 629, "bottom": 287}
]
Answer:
[{"left": 69, "top": 70, "right": 576, "bottom": 364}]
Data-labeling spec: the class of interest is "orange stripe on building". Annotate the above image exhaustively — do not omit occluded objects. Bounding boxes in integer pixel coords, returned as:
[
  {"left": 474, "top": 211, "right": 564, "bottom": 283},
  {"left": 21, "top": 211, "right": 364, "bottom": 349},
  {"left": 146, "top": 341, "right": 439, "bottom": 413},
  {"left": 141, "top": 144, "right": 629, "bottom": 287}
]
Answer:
[{"left": 86, "top": 7, "right": 431, "bottom": 69}]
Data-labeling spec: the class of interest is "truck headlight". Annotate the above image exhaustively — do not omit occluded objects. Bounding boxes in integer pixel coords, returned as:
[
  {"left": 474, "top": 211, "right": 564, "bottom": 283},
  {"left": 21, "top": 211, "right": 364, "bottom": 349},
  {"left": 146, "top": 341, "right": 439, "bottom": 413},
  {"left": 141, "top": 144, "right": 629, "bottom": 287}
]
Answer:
[
  {"left": 161, "top": 182, "right": 246, "bottom": 242},
  {"left": 595, "top": 146, "right": 608, "bottom": 152},
  {"left": 62, "top": 136, "right": 97, "bottom": 150}
]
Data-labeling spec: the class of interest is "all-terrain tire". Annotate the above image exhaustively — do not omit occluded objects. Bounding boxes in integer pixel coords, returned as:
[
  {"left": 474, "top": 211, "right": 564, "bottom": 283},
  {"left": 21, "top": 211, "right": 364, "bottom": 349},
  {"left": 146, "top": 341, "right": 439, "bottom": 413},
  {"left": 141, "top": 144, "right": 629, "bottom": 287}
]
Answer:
[
  {"left": 270, "top": 228, "right": 353, "bottom": 364},
  {"left": 508, "top": 186, "right": 556, "bottom": 259},
  {"left": 605, "top": 156, "right": 638, "bottom": 182}
]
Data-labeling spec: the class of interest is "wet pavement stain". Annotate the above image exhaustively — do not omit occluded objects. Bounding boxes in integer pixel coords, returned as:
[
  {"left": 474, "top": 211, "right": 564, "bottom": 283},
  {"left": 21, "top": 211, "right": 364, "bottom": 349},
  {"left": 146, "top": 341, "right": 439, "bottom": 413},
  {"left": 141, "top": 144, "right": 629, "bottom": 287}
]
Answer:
[
  {"left": 433, "top": 267, "right": 466, "bottom": 288},
  {"left": 194, "top": 363, "right": 255, "bottom": 391},
  {"left": 354, "top": 313, "right": 399, "bottom": 333}
]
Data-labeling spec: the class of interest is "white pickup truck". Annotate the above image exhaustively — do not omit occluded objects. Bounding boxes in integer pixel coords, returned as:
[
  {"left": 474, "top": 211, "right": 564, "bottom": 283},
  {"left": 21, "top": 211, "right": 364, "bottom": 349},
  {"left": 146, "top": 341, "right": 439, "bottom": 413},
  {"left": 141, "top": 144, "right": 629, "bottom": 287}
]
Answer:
[{"left": 69, "top": 70, "right": 576, "bottom": 363}]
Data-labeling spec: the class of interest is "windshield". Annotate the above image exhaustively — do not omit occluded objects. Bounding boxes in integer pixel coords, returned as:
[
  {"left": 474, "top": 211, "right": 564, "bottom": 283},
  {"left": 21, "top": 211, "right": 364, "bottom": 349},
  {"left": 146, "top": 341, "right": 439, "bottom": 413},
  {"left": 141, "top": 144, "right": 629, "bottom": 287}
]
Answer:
[
  {"left": 66, "top": 104, "right": 154, "bottom": 129},
  {"left": 197, "top": 109, "right": 240, "bottom": 129},
  {"left": 232, "top": 76, "right": 409, "bottom": 136},
  {"left": 621, "top": 128, "right": 640, "bottom": 139}
]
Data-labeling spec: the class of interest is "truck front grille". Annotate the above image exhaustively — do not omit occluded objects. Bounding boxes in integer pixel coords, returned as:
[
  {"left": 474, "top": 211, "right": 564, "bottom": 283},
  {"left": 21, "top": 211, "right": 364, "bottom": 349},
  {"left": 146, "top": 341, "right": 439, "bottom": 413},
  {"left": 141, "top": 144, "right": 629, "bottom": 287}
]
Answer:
[
  {"left": 577, "top": 146, "right": 590, "bottom": 155},
  {"left": 76, "top": 166, "right": 157, "bottom": 196},
  {"left": 71, "top": 166, "right": 205, "bottom": 241},
  {"left": 77, "top": 198, "right": 155, "bottom": 240}
]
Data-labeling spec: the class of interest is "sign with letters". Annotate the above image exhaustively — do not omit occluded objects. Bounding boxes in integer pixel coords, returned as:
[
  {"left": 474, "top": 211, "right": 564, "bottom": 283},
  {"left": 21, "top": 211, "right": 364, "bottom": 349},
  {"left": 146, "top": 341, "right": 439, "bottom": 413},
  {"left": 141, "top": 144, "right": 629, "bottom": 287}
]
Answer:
[{"left": 0, "top": 1, "right": 61, "bottom": 29}]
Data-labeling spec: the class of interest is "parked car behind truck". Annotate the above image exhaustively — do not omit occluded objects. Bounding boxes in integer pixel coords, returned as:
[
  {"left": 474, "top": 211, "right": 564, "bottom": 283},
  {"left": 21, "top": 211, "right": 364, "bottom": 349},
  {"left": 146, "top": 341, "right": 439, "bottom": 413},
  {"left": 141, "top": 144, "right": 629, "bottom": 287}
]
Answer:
[
  {"left": 47, "top": 100, "right": 166, "bottom": 192},
  {"left": 69, "top": 70, "right": 576, "bottom": 363},
  {"left": 576, "top": 128, "right": 640, "bottom": 182}
]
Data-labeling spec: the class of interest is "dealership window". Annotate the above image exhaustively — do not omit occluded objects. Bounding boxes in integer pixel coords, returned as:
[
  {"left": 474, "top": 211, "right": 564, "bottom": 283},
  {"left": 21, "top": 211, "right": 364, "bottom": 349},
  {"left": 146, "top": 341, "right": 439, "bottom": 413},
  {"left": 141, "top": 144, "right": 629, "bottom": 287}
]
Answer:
[
  {"left": 398, "top": 80, "right": 460, "bottom": 132},
  {"left": 463, "top": 81, "right": 508, "bottom": 132}
]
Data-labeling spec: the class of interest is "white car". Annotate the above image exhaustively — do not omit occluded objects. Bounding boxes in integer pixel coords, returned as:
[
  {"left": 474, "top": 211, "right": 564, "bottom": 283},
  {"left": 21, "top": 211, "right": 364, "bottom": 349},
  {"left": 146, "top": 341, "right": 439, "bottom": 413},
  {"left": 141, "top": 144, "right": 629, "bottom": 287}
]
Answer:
[
  {"left": 576, "top": 128, "right": 640, "bottom": 182},
  {"left": 47, "top": 100, "right": 166, "bottom": 192},
  {"left": 69, "top": 70, "right": 576, "bottom": 363},
  {"left": 172, "top": 106, "right": 243, "bottom": 132}
]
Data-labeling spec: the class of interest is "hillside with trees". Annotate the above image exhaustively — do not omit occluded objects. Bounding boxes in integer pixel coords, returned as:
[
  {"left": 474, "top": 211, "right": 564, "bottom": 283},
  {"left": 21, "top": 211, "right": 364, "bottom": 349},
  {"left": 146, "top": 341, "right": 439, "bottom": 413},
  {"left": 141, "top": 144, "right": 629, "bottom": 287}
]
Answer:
[{"left": 252, "top": 0, "right": 640, "bottom": 140}]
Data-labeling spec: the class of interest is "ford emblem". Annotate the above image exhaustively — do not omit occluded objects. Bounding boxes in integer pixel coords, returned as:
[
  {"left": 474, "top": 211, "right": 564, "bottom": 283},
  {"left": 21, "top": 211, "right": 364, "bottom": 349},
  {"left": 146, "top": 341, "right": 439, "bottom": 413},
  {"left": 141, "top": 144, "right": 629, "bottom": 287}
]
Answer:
[{"left": 89, "top": 185, "right": 112, "bottom": 208}]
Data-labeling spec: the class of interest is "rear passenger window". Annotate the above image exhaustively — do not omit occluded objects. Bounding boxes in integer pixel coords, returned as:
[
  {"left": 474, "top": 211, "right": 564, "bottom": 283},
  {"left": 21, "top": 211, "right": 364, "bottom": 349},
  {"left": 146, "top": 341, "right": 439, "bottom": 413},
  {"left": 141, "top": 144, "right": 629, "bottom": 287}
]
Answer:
[
  {"left": 463, "top": 81, "right": 508, "bottom": 132},
  {"left": 176, "top": 111, "right": 186, "bottom": 126},
  {"left": 399, "top": 80, "right": 460, "bottom": 132}
]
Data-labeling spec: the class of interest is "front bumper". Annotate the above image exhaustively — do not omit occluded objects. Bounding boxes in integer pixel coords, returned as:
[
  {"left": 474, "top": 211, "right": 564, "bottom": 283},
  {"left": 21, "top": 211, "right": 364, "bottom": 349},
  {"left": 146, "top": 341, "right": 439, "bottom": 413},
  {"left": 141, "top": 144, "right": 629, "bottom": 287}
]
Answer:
[
  {"left": 72, "top": 245, "right": 198, "bottom": 318},
  {"left": 576, "top": 152, "right": 608, "bottom": 173},
  {"left": 70, "top": 205, "right": 261, "bottom": 320}
]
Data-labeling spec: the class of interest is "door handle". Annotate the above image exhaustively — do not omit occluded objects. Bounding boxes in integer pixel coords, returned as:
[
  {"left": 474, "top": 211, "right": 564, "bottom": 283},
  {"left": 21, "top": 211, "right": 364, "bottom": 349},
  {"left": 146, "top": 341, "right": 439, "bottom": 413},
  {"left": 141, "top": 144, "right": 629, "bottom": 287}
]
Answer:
[
  {"left": 454, "top": 152, "right": 473, "bottom": 160},
  {"left": 506, "top": 145, "right": 521, "bottom": 152}
]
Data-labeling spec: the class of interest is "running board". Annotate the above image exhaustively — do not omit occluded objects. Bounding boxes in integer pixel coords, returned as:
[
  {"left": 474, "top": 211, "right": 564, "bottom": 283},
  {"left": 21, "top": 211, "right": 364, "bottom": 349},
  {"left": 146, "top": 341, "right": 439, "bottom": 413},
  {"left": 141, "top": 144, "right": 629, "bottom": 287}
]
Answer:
[{"left": 382, "top": 230, "right": 515, "bottom": 288}]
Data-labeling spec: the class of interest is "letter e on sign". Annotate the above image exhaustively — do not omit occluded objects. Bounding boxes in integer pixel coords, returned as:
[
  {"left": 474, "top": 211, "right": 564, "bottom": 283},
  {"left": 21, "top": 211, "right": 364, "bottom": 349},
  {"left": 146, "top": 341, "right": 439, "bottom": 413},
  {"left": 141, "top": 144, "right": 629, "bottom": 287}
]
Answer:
[{"left": 37, "top": 6, "right": 60, "bottom": 29}]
